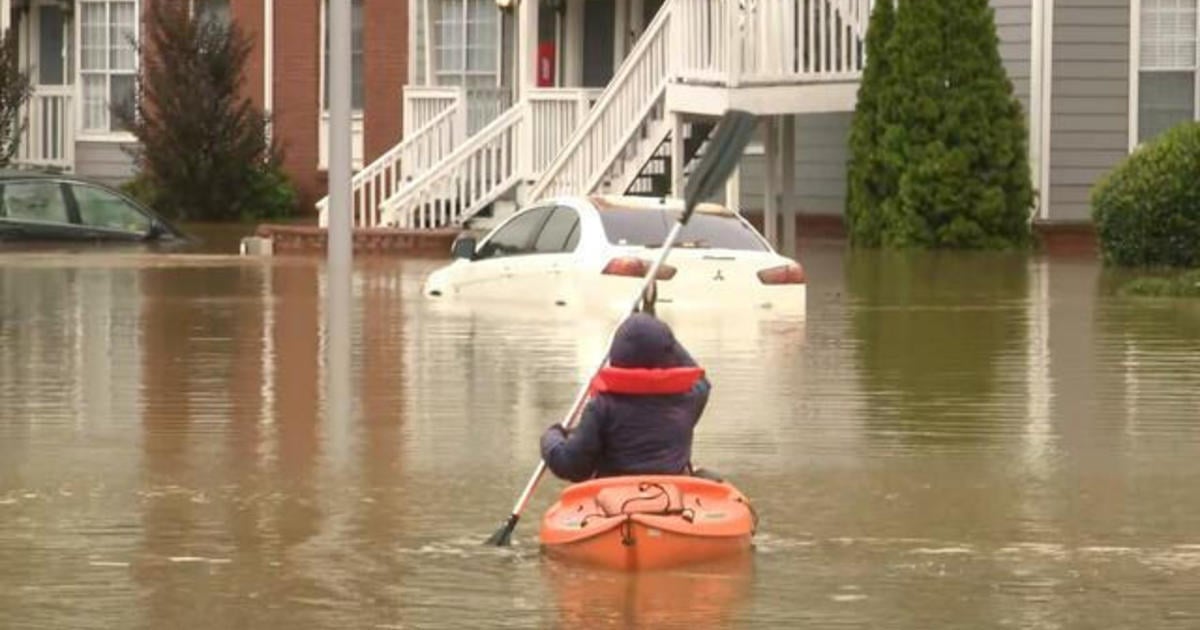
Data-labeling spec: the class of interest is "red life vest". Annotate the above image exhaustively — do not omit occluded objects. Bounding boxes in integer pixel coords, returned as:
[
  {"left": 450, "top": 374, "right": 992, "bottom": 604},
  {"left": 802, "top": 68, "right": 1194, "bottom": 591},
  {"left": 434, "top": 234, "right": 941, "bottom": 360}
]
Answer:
[{"left": 588, "top": 366, "right": 705, "bottom": 396}]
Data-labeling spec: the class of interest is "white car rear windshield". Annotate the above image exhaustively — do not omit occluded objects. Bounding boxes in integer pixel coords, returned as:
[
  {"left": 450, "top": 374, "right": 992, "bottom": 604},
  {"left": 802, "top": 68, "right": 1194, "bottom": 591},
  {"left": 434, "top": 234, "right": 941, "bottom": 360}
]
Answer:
[{"left": 598, "top": 209, "right": 769, "bottom": 251}]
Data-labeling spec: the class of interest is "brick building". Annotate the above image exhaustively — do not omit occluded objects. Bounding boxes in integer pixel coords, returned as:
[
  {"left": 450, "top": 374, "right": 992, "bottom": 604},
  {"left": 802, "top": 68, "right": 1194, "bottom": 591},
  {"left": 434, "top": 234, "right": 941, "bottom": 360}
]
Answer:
[{"left": 3, "top": 0, "right": 408, "bottom": 212}]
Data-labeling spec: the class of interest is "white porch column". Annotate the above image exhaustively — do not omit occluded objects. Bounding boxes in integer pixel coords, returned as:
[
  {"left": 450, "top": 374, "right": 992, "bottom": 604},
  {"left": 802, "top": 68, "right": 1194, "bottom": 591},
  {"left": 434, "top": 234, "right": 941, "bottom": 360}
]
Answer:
[
  {"left": 671, "top": 113, "right": 685, "bottom": 196},
  {"left": 517, "top": 0, "right": 539, "bottom": 101},
  {"left": 613, "top": 0, "right": 628, "bottom": 69},
  {"left": 264, "top": 0, "right": 274, "bottom": 138},
  {"left": 781, "top": 114, "right": 797, "bottom": 258},
  {"left": 763, "top": 117, "right": 780, "bottom": 250},
  {"left": 629, "top": 0, "right": 645, "bottom": 39},
  {"left": 564, "top": 0, "right": 584, "bottom": 87},
  {"left": 725, "top": 164, "right": 741, "bottom": 212},
  {"left": 1, "top": 0, "right": 9, "bottom": 32}
]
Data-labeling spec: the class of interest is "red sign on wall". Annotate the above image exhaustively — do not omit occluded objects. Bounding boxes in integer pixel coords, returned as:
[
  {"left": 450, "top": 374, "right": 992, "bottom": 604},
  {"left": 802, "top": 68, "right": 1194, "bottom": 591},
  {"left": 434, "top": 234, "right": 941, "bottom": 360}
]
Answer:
[{"left": 537, "top": 41, "right": 556, "bottom": 87}]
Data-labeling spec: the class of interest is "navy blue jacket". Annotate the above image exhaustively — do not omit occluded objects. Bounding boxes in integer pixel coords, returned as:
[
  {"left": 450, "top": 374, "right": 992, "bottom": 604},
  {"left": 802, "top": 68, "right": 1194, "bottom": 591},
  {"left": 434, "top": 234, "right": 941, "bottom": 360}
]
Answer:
[{"left": 540, "top": 314, "right": 711, "bottom": 482}]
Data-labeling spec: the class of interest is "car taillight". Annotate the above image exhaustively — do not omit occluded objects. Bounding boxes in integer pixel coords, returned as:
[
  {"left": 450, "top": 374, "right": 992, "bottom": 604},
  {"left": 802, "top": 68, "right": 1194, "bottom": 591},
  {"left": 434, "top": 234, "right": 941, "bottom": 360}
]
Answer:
[
  {"left": 757, "top": 263, "right": 806, "bottom": 285},
  {"left": 602, "top": 257, "right": 677, "bottom": 280}
]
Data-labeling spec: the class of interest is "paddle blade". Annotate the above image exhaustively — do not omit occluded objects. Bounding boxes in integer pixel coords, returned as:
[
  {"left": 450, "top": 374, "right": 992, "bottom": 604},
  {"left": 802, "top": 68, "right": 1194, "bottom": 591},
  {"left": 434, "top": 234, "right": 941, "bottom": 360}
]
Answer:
[
  {"left": 485, "top": 514, "right": 519, "bottom": 546},
  {"left": 682, "top": 109, "right": 758, "bottom": 222}
]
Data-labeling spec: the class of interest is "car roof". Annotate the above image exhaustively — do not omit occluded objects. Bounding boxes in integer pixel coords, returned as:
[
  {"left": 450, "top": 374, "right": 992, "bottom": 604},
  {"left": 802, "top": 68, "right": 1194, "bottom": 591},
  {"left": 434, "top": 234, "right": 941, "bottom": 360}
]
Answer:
[
  {"left": 585, "top": 194, "right": 736, "bottom": 216},
  {"left": 0, "top": 168, "right": 69, "bottom": 181},
  {"left": 0, "top": 168, "right": 112, "bottom": 187}
]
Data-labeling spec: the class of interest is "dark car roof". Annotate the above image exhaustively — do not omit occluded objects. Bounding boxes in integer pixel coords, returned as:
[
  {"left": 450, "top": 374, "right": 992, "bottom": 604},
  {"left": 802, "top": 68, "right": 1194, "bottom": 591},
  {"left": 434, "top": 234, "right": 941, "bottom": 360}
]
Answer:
[{"left": 0, "top": 169, "right": 113, "bottom": 186}]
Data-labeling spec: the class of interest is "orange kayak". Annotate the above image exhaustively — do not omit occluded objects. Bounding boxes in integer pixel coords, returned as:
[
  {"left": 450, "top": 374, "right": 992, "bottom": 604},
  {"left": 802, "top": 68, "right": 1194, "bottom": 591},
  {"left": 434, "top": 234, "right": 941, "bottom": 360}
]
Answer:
[{"left": 538, "top": 475, "right": 756, "bottom": 571}]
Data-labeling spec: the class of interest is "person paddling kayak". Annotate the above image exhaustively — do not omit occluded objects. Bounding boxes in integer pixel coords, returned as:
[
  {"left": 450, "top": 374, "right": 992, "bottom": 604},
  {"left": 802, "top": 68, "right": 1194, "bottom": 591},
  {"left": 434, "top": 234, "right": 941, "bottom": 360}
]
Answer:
[{"left": 540, "top": 313, "right": 712, "bottom": 482}]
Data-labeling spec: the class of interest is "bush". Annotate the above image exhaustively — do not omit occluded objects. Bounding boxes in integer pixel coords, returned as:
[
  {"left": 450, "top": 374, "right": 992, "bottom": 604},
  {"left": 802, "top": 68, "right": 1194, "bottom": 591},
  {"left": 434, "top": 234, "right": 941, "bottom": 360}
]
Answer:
[
  {"left": 0, "top": 27, "right": 33, "bottom": 167},
  {"left": 1092, "top": 121, "right": 1200, "bottom": 268},
  {"left": 847, "top": 0, "right": 1033, "bottom": 250},
  {"left": 117, "top": 3, "right": 296, "bottom": 222},
  {"left": 1119, "top": 270, "right": 1200, "bottom": 298}
]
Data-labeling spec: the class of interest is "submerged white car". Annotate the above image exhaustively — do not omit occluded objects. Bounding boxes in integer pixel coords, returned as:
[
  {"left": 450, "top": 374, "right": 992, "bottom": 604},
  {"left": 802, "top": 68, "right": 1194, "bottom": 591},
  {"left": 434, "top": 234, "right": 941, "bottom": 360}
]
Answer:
[{"left": 422, "top": 195, "right": 807, "bottom": 315}]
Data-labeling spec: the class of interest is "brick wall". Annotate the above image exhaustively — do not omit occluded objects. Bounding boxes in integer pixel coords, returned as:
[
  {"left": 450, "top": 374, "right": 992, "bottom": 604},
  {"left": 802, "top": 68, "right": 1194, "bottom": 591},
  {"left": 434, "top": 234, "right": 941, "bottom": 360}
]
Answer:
[
  {"left": 271, "top": 0, "right": 322, "bottom": 212},
  {"left": 232, "top": 0, "right": 265, "bottom": 109},
  {"left": 364, "top": 0, "right": 407, "bottom": 163}
]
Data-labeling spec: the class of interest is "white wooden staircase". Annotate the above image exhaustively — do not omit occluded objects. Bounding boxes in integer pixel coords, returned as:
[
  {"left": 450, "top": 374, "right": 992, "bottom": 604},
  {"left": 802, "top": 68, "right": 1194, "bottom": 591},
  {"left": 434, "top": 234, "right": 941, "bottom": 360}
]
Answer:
[{"left": 316, "top": 0, "right": 874, "bottom": 231}]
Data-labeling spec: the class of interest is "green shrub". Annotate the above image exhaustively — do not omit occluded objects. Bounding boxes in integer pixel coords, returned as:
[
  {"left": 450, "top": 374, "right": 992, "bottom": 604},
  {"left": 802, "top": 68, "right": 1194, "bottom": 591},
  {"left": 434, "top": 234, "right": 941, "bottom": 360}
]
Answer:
[
  {"left": 120, "top": 173, "right": 160, "bottom": 208},
  {"left": 242, "top": 162, "right": 298, "bottom": 221},
  {"left": 1092, "top": 121, "right": 1200, "bottom": 268},
  {"left": 1119, "top": 270, "right": 1200, "bottom": 298}
]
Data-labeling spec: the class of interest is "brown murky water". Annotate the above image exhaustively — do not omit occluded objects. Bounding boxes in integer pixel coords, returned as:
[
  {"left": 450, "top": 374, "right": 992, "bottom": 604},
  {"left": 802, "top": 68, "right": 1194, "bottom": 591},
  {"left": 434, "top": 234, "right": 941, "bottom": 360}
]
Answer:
[{"left": 3, "top": 235, "right": 1200, "bottom": 628}]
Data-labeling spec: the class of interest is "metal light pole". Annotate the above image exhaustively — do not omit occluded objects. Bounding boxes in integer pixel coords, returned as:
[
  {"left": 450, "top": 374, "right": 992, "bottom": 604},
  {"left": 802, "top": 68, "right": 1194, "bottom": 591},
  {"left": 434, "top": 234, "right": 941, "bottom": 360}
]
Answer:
[
  {"left": 328, "top": 0, "right": 352, "bottom": 271},
  {"left": 326, "top": 0, "right": 353, "bottom": 438}
]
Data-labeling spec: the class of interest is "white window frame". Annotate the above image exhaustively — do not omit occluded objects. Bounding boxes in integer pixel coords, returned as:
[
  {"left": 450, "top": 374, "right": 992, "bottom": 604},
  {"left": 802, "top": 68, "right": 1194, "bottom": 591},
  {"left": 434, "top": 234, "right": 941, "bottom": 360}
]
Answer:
[
  {"left": 318, "top": 0, "right": 364, "bottom": 171},
  {"left": 76, "top": 0, "right": 139, "bottom": 142},
  {"left": 1129, "top": 0, "right": 1200, "bottom": 151},
  {"left": 429, "top": 0, "right": 502, "bottom": 89}
]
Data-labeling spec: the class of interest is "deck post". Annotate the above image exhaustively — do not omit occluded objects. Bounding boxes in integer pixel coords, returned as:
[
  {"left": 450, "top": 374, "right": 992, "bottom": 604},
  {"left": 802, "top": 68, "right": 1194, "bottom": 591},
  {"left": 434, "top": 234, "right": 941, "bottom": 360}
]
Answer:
[
  {"left": 614, "top": 0, "right": 628, "bottom": 67},
  {"left": 517, "top": 0, "right": 539, "bottom": 179},
  {"left": 517, "top": 0, "right": 539, "bottom": 101},
  {"left": 781, "top": 114, "right": 797, "bottom": 258},
  {"left": 564, "top": 0, "right": 584, "bottom": 86},
  {"left": 763, "top": 116, "right": 779, "bottom": 250},
  {"left": 671, "top": 112, "right": 685, "bottom": 196}
]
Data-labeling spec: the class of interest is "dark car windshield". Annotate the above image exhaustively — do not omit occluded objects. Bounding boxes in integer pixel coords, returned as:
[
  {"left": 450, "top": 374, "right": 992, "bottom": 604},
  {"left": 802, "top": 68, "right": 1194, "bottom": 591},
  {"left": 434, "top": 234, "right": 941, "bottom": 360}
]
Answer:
[{"left": 597, "top": 209, "right": 769, "bottom": 251}]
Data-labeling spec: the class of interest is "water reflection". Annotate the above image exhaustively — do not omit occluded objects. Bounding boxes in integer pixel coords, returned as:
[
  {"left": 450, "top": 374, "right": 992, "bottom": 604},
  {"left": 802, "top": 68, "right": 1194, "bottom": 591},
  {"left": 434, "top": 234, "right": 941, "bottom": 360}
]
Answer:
[
  {"left": 4, "top": 247, "right": 1200, "bottom": 628},
  {"left": 844, "top": 250, "right": 1029, "bottom": 446},
  {"left": 544, "top": 555, "right": 755, "bottom": 628}
]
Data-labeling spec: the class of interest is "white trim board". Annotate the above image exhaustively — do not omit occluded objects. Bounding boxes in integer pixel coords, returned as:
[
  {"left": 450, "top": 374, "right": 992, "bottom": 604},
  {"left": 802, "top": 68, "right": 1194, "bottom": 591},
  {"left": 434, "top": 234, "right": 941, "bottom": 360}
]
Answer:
[
  {"left": 666, "top": 83, "right": 859, "bottom": 117},
  {"left": 1129, "top": 0, "right": 1140, "bottom": 152},
  {"left": 1035, "top": 0, "right": 1054, "bottom": 220}
]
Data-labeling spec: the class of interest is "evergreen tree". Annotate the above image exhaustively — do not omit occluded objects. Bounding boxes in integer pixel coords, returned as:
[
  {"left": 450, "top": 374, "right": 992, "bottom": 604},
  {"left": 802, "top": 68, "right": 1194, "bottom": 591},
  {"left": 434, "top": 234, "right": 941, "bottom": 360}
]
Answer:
[
  {"left": 850, "top": 0, "right": 1033, "bottom": 249},
  {"left": 846, "top": 0, "right": 896, "bottom": 247},
  {"left": 0, "top": 28, "right": 33, "bottom": 168},
  {"left": 117, "top": 2, "right": 296, "bottom": 221}
]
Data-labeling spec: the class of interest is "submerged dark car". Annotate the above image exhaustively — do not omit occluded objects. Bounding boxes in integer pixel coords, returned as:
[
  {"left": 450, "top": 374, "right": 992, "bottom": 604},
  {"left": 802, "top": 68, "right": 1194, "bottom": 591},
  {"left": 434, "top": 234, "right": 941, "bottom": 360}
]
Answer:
[{"left": 0, "top": 170, "right": 188, "bottom": 244}]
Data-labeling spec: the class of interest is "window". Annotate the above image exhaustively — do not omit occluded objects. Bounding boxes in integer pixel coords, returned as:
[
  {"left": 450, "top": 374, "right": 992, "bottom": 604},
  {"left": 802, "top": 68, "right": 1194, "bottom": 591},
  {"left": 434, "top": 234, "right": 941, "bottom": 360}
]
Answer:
[
  {"left": 323, "top": 0, "right": 364, "bottom": 111},
  {"left": 476, "top": 207, "right": 552, "bottom": 259},
  {"left": 1138, "top": 0, "right": 1199, "bottom": 143},
  {"left": 533, "top": 207, "right": 580, "bottom": 253},
  {"left": 38, "top": 6, "right": 72, "bottom": 86},
  {"left": 1, "top": 182, "right": 69, "bottom": 224},
  {"left": 597, "top": 210, "right": 770, "bottom": 252},
  {"left": 81, "top": 1, "right": 138, "bottom": 134},
  {"left": 432, "top": 0, "right": 499, "bottom": 89},
  {"left": 71, "top": 185, "right": 152, "bottom": 233}
]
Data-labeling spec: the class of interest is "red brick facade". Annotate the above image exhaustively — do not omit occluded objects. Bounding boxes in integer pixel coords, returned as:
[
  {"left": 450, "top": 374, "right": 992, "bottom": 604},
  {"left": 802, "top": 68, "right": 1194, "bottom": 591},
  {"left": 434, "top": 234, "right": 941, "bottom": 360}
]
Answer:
[
  {"left": 226, "top": 0, "right": 408, "bottom": 216},
  {"left": 363, "top": 1, "right": 407, "bottom": 162}
]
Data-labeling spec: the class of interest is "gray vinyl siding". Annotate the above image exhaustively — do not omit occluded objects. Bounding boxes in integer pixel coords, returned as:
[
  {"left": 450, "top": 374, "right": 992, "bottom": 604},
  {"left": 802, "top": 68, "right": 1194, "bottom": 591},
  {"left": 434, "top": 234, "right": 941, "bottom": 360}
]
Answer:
[
  {"left": 737, "top": 112, "right": 852, "bottom": 216},
  {"left": 1049, "top": 0, "right": 1131, "bottom": 222},
  {"left": 75, "top": 142, "right": 137, "bottom": 186},
  {"left": 993, "top": 0, "right": 1033, "bottom": 115}
]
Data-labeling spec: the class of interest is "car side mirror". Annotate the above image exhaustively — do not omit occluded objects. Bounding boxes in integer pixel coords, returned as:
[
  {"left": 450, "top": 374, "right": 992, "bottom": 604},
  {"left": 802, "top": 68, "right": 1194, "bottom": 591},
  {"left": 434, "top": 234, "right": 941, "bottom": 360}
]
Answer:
[
  {"left": 451, "top": 234, "right": 477, "bottom": 260},
  {"left": 145, "top": 219, "right": 166, "bottom": 240}
]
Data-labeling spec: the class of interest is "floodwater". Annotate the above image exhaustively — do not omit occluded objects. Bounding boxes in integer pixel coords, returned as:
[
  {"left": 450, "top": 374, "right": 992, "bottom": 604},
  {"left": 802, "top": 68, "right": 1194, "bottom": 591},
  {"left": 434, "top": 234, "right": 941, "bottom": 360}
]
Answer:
[{"left": 2, "top": 234, "right": 1200, "bottom": 629}]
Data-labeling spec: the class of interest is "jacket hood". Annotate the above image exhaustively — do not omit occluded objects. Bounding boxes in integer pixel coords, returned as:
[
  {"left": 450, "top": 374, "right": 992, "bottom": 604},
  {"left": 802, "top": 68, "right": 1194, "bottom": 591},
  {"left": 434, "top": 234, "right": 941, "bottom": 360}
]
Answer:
[{"left": 608, "top": 313, "right": 687, "bottom": 369}]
